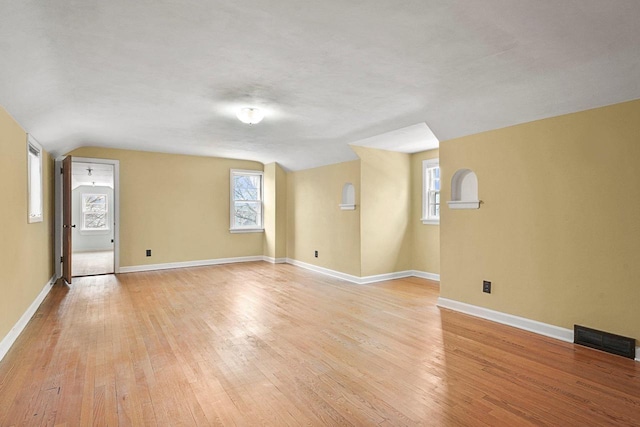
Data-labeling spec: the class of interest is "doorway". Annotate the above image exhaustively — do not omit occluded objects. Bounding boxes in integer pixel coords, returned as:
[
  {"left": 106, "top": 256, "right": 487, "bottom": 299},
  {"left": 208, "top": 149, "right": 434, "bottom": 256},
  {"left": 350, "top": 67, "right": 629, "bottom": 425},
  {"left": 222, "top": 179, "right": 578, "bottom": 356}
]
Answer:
[
  {"left": 55, "top": 156, "right": 120, "bottom": 283},
  {"left": 71, "top": 161, "right": 114, "bottom": 276}
]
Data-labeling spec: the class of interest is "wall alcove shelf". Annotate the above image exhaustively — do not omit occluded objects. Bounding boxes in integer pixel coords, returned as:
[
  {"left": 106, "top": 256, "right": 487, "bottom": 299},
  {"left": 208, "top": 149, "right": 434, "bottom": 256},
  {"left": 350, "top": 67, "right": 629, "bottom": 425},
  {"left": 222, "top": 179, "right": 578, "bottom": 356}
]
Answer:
[
  {"left": 340, "top": 183, "right": 356, "bottom": 210},
  {"left": 448, "top": 169, "right": 480, "bottom": 209}
]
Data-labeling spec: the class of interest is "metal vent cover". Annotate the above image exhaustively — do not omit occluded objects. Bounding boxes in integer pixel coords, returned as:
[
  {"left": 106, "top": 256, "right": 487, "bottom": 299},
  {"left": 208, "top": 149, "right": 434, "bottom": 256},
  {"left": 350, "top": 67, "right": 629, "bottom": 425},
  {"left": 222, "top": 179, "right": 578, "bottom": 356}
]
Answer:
[{"left": 574, "top": 325, "right": 635, "bottom": 359}]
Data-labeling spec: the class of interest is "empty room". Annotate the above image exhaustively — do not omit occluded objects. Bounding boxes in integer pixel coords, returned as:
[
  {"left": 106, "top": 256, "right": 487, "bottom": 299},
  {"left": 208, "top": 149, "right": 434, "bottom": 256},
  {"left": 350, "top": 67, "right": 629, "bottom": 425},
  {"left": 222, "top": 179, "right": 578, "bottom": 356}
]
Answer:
[{"left": 1, "top": 1, "right": 640, "bottom": 425}]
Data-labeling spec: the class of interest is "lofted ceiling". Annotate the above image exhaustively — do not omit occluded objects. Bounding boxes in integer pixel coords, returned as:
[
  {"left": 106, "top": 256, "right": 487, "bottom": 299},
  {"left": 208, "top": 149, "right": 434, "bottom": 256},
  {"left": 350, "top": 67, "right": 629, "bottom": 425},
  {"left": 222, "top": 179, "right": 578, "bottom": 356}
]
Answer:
[{"left": 1, "top": 1, "right": 639, "bottom": 171}]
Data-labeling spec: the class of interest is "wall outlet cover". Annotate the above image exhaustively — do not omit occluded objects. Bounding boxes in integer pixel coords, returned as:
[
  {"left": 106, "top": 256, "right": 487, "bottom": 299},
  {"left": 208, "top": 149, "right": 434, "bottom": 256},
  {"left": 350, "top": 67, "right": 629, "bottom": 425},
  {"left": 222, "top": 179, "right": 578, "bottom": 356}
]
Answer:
[{"left": 483, "top": 280, "right": 491, "bottom": 293}]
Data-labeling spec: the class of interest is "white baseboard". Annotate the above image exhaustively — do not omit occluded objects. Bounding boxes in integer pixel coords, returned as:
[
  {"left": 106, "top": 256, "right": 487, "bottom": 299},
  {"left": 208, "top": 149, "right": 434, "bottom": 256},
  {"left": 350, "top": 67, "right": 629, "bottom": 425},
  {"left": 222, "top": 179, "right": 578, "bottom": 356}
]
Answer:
[
  {"left": 0, "top": 275, "right": 56, "bottom": 362},
  {"left": 119, "top": 256, "right": 265, "bottom": 273},
  {"left": 285, "top": 258, "right": 440, "bottom": 285},
  {"left": 438, "top": 297, "right": 640, "bottom": 362},
  {"left": 358, "top": 270, "right": 415, "bottom": 284},
  {"left": 119, "top": 254, "right": 440, "bottom": 286},
  {"left": 436, "top": 297, "right": 574, "bottom": 343},
  {"left": 285, "top": 258, "right": 363, "bottom": 283},
  {"left": 411, "top": 270, "right": 440, "bottom": 282}
]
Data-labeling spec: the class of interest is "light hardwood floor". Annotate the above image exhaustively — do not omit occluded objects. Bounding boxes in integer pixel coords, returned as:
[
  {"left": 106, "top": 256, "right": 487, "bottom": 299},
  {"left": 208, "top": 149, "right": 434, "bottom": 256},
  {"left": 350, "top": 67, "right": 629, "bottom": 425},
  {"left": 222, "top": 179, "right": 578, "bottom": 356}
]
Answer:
[
  {"left": 72, "top": 250, "right": 114, "bottom": 277},
  {"left": 0, "top": 262, "right": 638, "bottom": 426}
]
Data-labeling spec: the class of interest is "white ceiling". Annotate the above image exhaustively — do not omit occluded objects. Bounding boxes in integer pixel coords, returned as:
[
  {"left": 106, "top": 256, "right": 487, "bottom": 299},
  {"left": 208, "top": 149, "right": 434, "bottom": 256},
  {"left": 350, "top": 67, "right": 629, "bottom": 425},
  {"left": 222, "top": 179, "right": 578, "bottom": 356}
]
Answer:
[
  {"left": 1, "top": 1, "right": 639, "bottom": 171},
  {"left": 350, "top": 123, "right": 439, "bottom": 153},
  {"left": 72, "top": 162, "right": 113, "bottom": 190}
]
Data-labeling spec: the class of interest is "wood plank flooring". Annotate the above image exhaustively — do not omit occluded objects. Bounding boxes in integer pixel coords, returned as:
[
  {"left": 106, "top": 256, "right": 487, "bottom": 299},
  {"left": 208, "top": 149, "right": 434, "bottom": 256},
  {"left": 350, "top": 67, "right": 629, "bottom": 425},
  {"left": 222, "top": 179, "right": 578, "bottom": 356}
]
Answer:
[
  {"left": 72, "top": 250, "right": 114, "bottom": 277},
  {"left": 0, "top": 262, "right": 639, "bottom": 426}
]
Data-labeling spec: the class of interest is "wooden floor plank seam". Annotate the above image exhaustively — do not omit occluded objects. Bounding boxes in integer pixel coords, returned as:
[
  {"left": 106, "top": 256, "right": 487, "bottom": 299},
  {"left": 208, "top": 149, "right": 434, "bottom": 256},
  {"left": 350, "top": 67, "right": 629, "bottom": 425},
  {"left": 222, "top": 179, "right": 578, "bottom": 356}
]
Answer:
[{"left": 0, "top": 262, "right": 638, "bottom": 426}]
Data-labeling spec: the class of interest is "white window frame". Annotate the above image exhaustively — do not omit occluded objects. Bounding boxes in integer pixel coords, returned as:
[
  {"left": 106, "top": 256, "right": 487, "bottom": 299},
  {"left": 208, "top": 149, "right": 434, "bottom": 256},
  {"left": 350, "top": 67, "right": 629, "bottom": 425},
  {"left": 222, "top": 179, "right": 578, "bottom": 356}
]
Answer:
[
  {"left": 81, "top": 193, "right": 109, "bottom": 231},
  {"left": 422, "top": 158, "right": 440, "bottom": 225},
  {"left": 27, "top": 134, "right": 43, "bottom": 223},
  {"left": 230, "top": 169, "right": 264, "bottom": 233}
]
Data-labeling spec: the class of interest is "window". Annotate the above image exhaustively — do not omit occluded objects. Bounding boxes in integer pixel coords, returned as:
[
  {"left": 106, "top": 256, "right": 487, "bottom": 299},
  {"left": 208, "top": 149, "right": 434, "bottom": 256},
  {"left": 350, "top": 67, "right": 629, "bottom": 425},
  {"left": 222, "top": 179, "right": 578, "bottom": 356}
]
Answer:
[
  {"left": 82, "top": 194, "right": 109, "bottom": 230},
  {"left": 230, "top": 169, "right": 263, "bottom": 232},
  {"left": 422, "top": 159, "right": 440, "bottom": 224},
  {"left": 27, "top": 135, "right": 43, "bottom": 223}
]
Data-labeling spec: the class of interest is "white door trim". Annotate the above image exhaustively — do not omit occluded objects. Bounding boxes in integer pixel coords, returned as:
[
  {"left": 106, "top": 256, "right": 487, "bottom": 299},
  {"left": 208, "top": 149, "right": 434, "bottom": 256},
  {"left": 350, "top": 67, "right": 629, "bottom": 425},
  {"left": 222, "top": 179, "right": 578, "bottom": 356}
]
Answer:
[{"left": 55, "top": 156, "right": 121, "bottom": 278}]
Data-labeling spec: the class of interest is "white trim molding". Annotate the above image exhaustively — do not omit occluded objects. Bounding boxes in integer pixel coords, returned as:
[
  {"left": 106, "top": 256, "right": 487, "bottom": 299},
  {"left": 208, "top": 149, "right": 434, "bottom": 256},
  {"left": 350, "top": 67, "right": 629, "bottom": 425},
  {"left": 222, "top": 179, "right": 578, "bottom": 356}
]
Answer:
[
  {"left": 437, "top": 297, "right": 640, "bottom": 362},
  {"left": 339, "top": 204, "right": 356, "bottom": 210},
  {"left": 0, "top": 275, "right": 56, "bottom": 362},
  {"left": 286, "top": 258, "right": 363, "bottom": 283},
  {"left": 437, "top": 297, "right": 575, "bottom": 343},
  {"left": 27, "top": 134, "right": 44, "bottom": 223},
  {"left": 230, "top": 169, "right": 264, "bottom": 233},
  {"left": 120, "top": 255, "right": 440, "bottom": 286},
  {"left": 447, "top": 200, "right": 480, "bottom": 209},
  {"left": 55, "top": 156, "right": 121, "bottom": 277},
  {"left": 119, "top": 256, "right": 264, "bottom": 273},
  {"left": 422, "top": 158, "right": 440, "bottom": 224},
  {"left": 358, "top": 270, "right": 415, "bottom": 285},
  {"left": 285, "top": 259, "right": 440, "bottom": 285},
  {"left": 412, "top": 270, "right": 440, "bottom": 282}
]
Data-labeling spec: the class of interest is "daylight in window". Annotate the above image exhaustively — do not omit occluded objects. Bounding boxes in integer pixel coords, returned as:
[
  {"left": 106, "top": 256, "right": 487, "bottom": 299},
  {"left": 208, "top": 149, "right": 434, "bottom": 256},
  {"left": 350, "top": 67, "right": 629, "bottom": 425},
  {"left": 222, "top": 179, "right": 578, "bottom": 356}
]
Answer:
[
  {"left": 82, "top": 194, "right": 109, "bottom": 230},
  {"left": 423, "top": 159, "right": 440, "bottom": 223},
  {"left": 230, "top": 170, "right": 263, "bottom": 231},
  {"left": 27, "top": 137, "right": 43, "bottom": 223}
]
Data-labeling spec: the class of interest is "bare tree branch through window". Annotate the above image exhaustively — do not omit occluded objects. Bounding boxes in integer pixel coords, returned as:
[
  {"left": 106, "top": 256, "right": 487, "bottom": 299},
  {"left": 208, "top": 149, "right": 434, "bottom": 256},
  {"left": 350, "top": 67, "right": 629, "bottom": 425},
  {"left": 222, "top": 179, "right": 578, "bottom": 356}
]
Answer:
[{"left": 231, "top": 171, "right": 263, "bottom": 230}]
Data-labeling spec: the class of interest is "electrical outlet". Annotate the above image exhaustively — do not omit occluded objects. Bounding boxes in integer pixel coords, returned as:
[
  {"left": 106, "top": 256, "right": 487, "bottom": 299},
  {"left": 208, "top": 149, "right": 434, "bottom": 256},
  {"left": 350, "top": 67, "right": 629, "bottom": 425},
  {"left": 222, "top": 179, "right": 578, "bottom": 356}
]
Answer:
[
  {"left": 146, "top": 249, "right": 152, "bottom": 257},
  {"left": 314, "top": 250, "right": 318, "bottom": 258},
  {"left": 483, "top": 280, "right": 491, "bottom": 294}
]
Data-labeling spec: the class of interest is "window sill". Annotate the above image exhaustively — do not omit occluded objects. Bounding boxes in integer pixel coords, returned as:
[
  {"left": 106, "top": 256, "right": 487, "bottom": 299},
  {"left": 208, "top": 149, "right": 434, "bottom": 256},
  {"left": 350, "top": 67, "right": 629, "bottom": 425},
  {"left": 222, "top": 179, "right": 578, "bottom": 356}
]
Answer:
[
  {"left": 28, "top": 215, "right": 43, "bottom": 224},
  {"left": 229, "top": 228, "right": 265, "bottom": 234},
  {"left": 421, "top": 218, "right": 440, "bottom": 225},
  {"left": 447, "top": 200, "right": 481, "bottom": 209}
]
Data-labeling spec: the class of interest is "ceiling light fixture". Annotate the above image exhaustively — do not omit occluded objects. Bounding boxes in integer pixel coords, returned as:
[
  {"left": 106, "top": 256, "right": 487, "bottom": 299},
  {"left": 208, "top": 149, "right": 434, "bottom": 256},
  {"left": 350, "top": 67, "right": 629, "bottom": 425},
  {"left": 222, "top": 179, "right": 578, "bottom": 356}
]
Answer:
[
  {"left": 87, "top": 167, "right": 93, "bottom": 176},
  {"left": 236, "top": 107, "right": 264, "bottom": 125}
]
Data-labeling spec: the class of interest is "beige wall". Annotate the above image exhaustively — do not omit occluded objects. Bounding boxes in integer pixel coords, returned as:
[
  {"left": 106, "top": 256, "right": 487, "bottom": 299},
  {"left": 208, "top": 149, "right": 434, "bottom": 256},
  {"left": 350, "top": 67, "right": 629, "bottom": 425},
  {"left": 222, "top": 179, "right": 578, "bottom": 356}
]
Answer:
[
  {"left": 275, "top": 164, "right": 287, "bottom": 260},
  {"left": 287, "top": 160, "right": 361, "bottom": 276},
  {"left": 440, "top": 99, "right": 640, "bottom": 340},
  {"left": 411, "top": 149, "right": 440, "bottom": 275},
  {"left": 68, "top": 147, "right": 264, "bottom": 268},
  {"left": 263, "top": 162, "right": 287, "bottom": 260},
  {"left": 354, "top": 146, "right": 412, "bottom": 276},
  {"left": 0, "top": 107, "right": 54, "bottom": 342}
]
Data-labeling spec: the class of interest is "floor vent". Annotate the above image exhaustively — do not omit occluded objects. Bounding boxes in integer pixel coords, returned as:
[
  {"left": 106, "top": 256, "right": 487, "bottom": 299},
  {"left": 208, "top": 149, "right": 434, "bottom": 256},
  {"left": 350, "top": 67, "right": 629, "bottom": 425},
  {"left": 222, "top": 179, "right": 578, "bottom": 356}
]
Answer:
[{"left": 574, "top": 325, "right": 635, "bottom": 359}]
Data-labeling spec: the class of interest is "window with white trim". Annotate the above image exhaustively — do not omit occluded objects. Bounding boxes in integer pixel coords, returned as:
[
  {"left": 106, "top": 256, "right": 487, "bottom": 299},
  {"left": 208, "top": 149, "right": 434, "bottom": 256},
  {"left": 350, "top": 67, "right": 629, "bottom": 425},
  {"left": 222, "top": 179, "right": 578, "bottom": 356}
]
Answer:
[
  {"left": 82, "top": 194, "right": 109, "bottom": 230},
  {"left": 27, "top": 135, "right": 43, "bottom": 223},
  {"left": 422, "top": 159, "right": 440, "bottom": 224},
  {"left": 230, "top": 169, "right": 263, "bottom": 232}
]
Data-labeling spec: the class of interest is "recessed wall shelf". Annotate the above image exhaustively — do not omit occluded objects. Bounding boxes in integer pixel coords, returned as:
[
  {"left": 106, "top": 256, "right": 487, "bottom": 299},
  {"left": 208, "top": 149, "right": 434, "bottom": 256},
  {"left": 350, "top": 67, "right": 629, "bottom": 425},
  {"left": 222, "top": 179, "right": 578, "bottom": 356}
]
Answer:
[
  {"left": 447, "top": 200, "right": 480, "bottom": 209},
  {"left": 448, "top": 168, "right": 480, "bottom": 209},
  {"left": 340, "top": 183, "right": 356, "bottom": 210}
]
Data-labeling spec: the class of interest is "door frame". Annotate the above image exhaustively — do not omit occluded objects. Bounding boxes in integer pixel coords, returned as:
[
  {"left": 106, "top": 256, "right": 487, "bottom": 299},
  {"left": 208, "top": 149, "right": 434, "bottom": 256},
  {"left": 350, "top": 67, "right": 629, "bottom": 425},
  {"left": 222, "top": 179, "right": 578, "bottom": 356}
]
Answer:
[{"left": 55, "top": 156, "right": 121, "bottom": 279}]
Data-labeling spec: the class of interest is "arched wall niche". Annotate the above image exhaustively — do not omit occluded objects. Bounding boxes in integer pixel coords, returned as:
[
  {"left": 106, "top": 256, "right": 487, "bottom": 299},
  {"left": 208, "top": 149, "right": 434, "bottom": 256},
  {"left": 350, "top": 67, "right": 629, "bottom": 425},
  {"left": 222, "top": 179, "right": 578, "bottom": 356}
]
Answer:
[
  {"left": 448, "top": 169, "right": 480, "bottom": 209},
  {"left": 340, "top": 183, "right": 356, "bottom": 210}
]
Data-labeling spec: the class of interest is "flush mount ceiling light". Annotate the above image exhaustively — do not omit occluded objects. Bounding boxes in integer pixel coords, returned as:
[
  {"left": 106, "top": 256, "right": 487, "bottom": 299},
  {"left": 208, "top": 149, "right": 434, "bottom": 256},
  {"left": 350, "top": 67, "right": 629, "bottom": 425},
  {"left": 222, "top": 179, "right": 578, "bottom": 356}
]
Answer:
[{"left": 236, "top": 107, "right": 264, "bottom": 125}]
